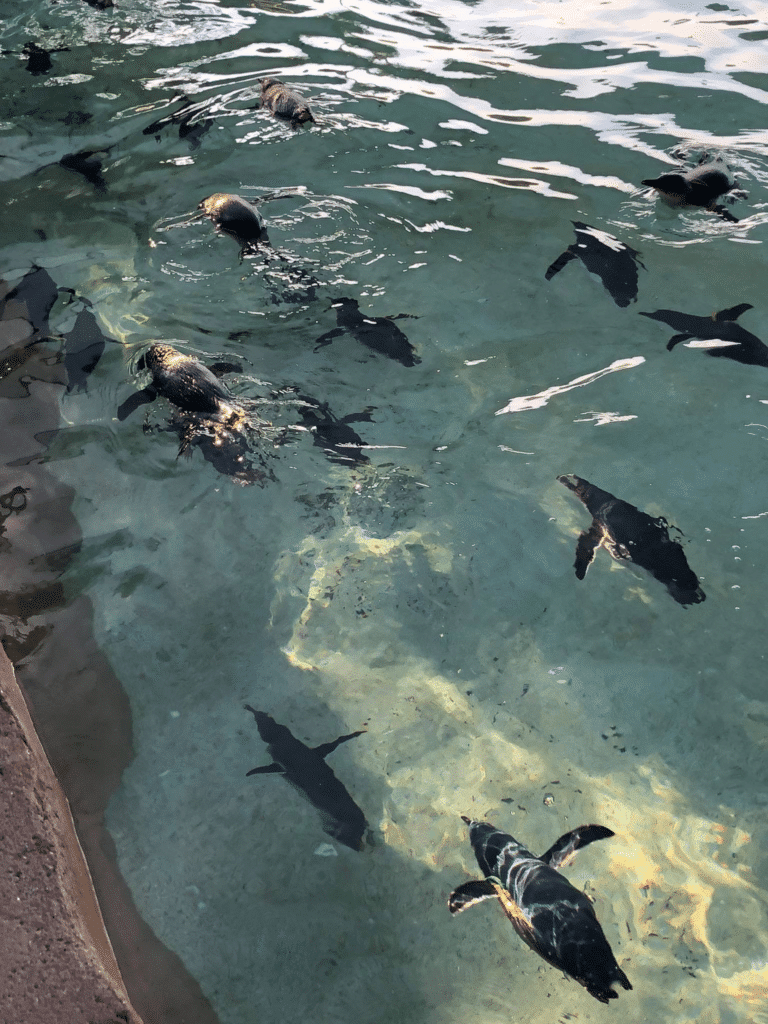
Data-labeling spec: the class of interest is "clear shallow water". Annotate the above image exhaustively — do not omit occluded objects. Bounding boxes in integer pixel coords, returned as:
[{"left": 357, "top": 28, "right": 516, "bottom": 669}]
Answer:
[{"left": 2, "top": 0, "right": 768, "bottom": 1021}]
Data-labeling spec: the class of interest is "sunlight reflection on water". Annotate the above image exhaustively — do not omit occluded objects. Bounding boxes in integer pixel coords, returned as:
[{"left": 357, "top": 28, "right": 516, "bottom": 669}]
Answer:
[{"left": 1, "top": 0, "right": 768, "bottom": 1021}]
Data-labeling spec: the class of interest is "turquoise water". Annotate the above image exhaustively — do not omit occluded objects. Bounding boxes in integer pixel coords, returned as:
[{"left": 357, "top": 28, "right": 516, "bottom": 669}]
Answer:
[{"left": 2, "top": 0, "right": 768, "bottom": 1021}]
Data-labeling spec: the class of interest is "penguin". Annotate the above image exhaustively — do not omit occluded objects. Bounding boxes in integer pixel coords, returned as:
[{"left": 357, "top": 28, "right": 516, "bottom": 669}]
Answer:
[
  {"left": 143, "top": 96, "right": 214, "bottom": 150},
  {"left": 316, "top": 298, "right": 421, "bottom": 366},
  {"left": 259, "top": 77, "right": 315, "bottom": 124},
  {"left": 117, "top": 344, "right": 276, "bottom": 486},
  {"left": 558, "top": 474, "right": 705, "bottom": 606},
  {"left": 198, "top": 193, "right": 270, "bottom": 254},
  {"left": 296, "top": 396, "right": 374, "bottom": 466},
  {"left": 117, "top": 343, "right": 243, "bottom": 421},
  {"left": 58, "top": 149, "right": 111, "bottom": 191},
  {"left": 244, "top": 705, "right": 368, "bottom": 851},
  {"left": 639, "top": 303, "right": 768, "bottom": 367},
  {"left": 642, "top": 157, "right": 739, "bottom": 222},
  {"left": 21, "top": 41, "right": 67, "bottom": 76},
  {"left": 449, "top": 816, "right": 632, "bottom": 1004},
  {"left": 545, "top": 222, "right": 645, "bottom": 308}
]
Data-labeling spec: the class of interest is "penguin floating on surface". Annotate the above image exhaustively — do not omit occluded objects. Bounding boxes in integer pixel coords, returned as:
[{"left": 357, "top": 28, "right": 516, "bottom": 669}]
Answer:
[
  {"left": 558, "top": 474, "right": 705, "bottom": 607},
  {"left": 117, "top": 343, "right": 244, "bottom": 421},
  {"left": 449, "top": 816, "right": 632, "bottom": 1004},
  {"left": 259, "top": 77, "right": 315, "bottom": 124},
  {"left": 198, "top": 193, "right": 270, "bottom": 255},
  {"left": 117, "top": 344, "right": 281, "bottom": 486},
  {"left": 642, "top": 157, "right": 739, "bottom": 222}
]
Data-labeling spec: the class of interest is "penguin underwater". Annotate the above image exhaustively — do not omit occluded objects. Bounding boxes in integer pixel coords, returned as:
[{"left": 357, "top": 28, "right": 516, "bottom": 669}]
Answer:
[
  {"left": 316, "top": 298, "right": 421, "bottom": 367},
  {"left": 449, "top": 816, "right": 632, "bottom": 1004},
  {"left": 545, "top": 222, "right": 645, "bottom": 308},
  {"left": 639, "top": 303, "right": 768, "bottom": 369},
  {"left": 295, "top": 396, "right": 374, "bottom": 466},
  {"left": 558, "top": 474, "right": 705, "bottom": 607},
  {"left": 642, "top": 157, "right": 739, "bottom": 222},
  {"left": 244, "top": 705, "right": 368, "bottom": 851}
]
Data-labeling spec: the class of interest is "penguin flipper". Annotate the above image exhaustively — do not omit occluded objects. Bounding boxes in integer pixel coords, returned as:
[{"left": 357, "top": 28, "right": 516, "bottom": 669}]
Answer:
[
  {"left": 709, "top": 203, "right": 739, "bottom": 223},
  {"left": 448, "top": 879, "right": 498, "bottom": 914},
  {"left": 539, "top": 824, "right": 615, "bottom": 869},
  {"left": 208, "top": 361, "right": 243, "bottom": 376},
  {"left": 574, "top": 521, "right": 603, "bottom": 580},
  {"left": 544, "top": 248, "right": 577, "bottom": 281},
  {"left": 714, "top": 303, "right": 753, "bottom": 322},
  {"left": 666, "top": 333, "right": 693, "bottom": 351},
  {"left": 312, "top": 730, "right": 366, "bottom": 760},
  {"left": 340, "top": 408, "right": 376, "bottom": 425},
  {"left": 117, "top": 386, "right": 157, "bottom": 421},
  {"left": 246, "top": 762, "right": 284, "bottom": 776},
  {"left": 314, "top": 328, "right": 345, "bottom": 350}
]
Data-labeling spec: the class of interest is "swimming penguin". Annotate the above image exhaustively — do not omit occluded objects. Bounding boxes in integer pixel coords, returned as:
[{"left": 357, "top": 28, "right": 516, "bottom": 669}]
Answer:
[
  {"left": 449, "top": 817, "right": 632, "bottom": 1004},
  {"left": 58, "top": 149, "right": 110, "bottom": 192},
  {"left": 198, "top": 193, "right": 270, "bottom": 254},
  {"left": 641, "top": 157, "right": 739, "bottom": 222},
  {"left": 20, "top": 40, "right": 68, "bottom": 75},
  {"left": 558, "top": 474, "right": 705, "bottom": 606},
  {"left": 117, "top": 343, "right": 243, "bottom": 421},
  {"left": 639, "top": 303, "right": 768, "bottom": 367},
  {"left": 296, "top": 396, "right": 374, "bottom": 466},
  {"left": 316, "top": 298, "right": 421, "bottom": 367},
  {"left": 117, "top": 344, "right": 275, "bottom": 485},
  {"left": 545, "top": 222, "right": 645, "bottom": 308},
  {"left": 244, "top": 705, "right": 368, "bottom": 851},
  {"left": 259, "top": 77, "right": 315, "bottom": 124}
]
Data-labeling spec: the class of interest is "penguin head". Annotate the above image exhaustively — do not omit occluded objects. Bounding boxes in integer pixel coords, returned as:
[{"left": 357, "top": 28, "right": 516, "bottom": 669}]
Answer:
[{"left": 641, "top": 173, "right": 688, "bottom": 197}]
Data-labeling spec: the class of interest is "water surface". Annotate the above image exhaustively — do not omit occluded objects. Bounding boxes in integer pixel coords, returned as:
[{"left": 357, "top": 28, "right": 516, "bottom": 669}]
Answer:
[{"left": 2, "top": 0, "right": 768, "bottom": 1021}]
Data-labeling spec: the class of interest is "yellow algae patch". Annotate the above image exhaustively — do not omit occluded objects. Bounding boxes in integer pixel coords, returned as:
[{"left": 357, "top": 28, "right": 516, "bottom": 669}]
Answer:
[
  {"left": 666, "top": 880, "right": 714, "bottom": 947},
  {"left": 605, "top": 835, "right": 662, "bottom": 891},
  {"left": 717, "top": 966, "right": 768, "bottom": 1016},
  {"left": 271, "top": 524, "right": 453, "bottom": 631}
]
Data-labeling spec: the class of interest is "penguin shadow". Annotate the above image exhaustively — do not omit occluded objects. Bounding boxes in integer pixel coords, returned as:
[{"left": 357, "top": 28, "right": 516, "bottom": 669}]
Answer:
[
  {"left": 1, "top": 264, "right": 113, "bottom": 395},
  {"left": 225, "top": 714, "right": 498, "bottom": 1024},
  {"left": 243, "top": 704, "right": 370, "bottom": 851}
]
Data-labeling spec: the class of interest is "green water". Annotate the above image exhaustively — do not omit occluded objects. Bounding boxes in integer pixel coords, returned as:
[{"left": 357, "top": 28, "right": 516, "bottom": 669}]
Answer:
[{"left": 2, "top": 0, "right": 768, "bottom": 1021}]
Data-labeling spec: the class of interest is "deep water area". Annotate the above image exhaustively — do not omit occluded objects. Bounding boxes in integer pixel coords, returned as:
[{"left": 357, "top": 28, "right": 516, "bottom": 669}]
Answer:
[{"left": 1, "top": 0, "right": 768, "bottom": 1021}]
